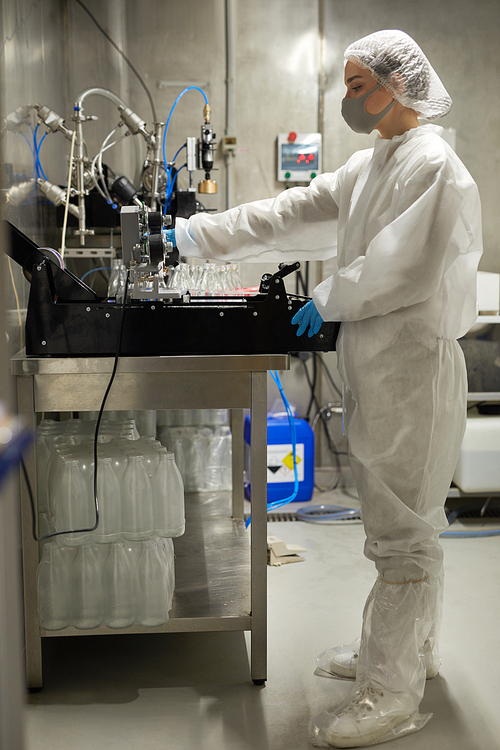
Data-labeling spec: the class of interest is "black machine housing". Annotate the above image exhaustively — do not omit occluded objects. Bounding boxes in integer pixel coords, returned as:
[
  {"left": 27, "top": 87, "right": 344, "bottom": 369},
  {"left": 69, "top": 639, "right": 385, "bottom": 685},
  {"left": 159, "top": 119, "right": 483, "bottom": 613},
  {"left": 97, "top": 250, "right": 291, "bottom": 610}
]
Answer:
[{"left": 5, "top": 221, "right": 339, "bottom": 358}]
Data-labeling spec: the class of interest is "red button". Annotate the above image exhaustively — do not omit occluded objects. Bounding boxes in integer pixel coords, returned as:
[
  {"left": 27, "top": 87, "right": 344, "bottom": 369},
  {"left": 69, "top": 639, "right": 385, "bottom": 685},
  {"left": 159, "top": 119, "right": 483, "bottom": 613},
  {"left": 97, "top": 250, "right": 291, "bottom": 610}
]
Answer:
[{"left": 288, "top": 131, "right": 297, "bottom": 142}]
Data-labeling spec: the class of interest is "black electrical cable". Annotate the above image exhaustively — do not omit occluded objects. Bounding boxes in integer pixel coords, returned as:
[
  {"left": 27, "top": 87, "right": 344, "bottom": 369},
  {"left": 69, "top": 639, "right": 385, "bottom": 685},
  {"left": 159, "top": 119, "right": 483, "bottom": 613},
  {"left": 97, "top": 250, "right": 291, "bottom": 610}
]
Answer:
[
  {"left": 73, "top": 0, "right": 157, "bottom": 122},
  {"left": 314, "top": 352, "right": 343, "bottom": 399},
  {"left": 301, "top": 356, "right": 342, "bottom": 461},
  {"left": 311, "top": 404, "right": 343, "bottom": 491},
  {"left": 23, "top": 274, "right": 130, "bottom": 542},
  {"left": 300, "top": 354, "right": 345, "bottom": 490},
  {"left": 301, "top": 356, "right": 319, "bottom": 421},
  {"left": 468, "top": 401, "right": 485, "bottom": 411},
  {"left": 308, "top": 352, "right": 318, "bottom": 421},
  {"left": 294, "top": 262, "right": 310, "bottom": 297}
]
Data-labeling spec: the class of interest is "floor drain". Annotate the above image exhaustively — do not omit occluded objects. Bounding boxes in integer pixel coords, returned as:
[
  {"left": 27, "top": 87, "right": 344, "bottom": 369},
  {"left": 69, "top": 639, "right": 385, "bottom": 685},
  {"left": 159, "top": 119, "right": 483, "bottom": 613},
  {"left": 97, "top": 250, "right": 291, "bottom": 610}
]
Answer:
[{"left": 244, "top": 512, "right": 298, "bottom": 522}]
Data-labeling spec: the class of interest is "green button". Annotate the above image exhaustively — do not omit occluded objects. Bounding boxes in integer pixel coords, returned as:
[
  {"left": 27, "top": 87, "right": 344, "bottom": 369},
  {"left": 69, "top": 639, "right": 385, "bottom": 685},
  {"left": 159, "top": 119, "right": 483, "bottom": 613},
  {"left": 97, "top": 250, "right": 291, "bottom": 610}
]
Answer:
[
  {"left": 310, "top": 172, "right": 317, "bottom": 178},
  {"left": 285, "top": 172, "right": 291, "bottom": 179}
]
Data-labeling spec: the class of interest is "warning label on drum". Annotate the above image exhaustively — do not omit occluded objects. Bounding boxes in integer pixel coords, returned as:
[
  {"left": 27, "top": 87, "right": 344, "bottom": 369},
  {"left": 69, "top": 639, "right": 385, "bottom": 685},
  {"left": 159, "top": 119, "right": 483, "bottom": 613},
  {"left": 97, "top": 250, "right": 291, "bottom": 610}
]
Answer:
[{"left": 267, "top": 443, "right": 304, "bottom": 483}]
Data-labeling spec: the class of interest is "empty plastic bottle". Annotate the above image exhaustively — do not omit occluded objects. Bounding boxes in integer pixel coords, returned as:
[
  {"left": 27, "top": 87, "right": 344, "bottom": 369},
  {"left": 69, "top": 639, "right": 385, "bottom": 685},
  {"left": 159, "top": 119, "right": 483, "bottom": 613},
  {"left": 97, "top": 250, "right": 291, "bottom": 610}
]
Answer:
[
  {"left": 36, "top": 427, "right": 53, "bottom": 513},
  {"left": 133, "top": 438, "right": 161, "bottom": 478},
  {"left": 93, "top": 457, "right": 122, "bottom": 542},
  {"left": 71, "top": 543, "right": 103, "bottom": 629},
  {"left": 156, "top": 537, "right": 176, "bottom": 610},
  {"left": 152, "top": 451, "right": 185, "bottom": 537},
  {"left": 135, "top": 539, "right": 169, "bottom": 627},
  {"left": 121, "top": 454, "right": 154, "bottom": 540},
  {"left": 51, "top": 457, "right": 94, "bottom": 546},
  {"left": 103, "top": 542, "right": 135, "bottom": 628},
  {"left": 36, "top": 543, "right": 71, "bottom": 630}
]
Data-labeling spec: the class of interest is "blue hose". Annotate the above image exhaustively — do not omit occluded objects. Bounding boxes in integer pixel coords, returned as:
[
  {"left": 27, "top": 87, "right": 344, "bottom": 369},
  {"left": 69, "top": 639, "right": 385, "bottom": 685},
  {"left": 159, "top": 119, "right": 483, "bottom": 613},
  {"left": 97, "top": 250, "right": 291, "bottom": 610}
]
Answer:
[
  {"left": 166, "top": 164, "right": 187, "bottom": 210},
  {"left": 246, "top": 371, "right": 299, "bottom": 529},
  {"left": 34, "top": 124, "right": 48, "bottom": 180},
  {"left": 162, "top": 86, "right": 209, "bottom": 214},
  {"left": 81, "top": 267, "right": 112, "bottom": 282}
]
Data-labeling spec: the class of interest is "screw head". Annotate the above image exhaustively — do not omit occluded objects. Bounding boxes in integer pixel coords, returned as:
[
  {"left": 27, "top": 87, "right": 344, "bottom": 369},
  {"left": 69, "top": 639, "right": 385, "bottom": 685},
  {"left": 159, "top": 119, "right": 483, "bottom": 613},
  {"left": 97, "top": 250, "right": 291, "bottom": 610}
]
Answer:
[
  {"left": 253, "top": 311, "right": 258, "bottom": 316},
  {"left": 86, "top": 307, "right": 91, "bottom": 312},
  {"left": 41, "top": 340, "right": 46, "bottom": 346},
  {"left": 319, "top": 334, "right": 324, "bottom": 338},
  {"left": 275, "top": 295, "right": 280, "bottom": 300},
  {"left": 151, "top": 305, "right": 156, "bottom": 310},
  {"left": 219, "top": 311, "right": 224, "bottom": 317},
  {"left": 105, "top": 312, "right": 110, "bottom": 318},
  {"left": 275, "top": 278, "right": 280, "bottom": 284}
]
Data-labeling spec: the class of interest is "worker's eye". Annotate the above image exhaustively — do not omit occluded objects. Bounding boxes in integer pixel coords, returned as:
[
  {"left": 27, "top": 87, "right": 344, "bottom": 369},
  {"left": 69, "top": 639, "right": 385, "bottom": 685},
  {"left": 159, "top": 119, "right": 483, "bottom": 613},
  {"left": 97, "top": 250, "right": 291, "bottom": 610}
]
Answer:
[{"left": 352, "top": 85, "right": 363, "bottom": 92}]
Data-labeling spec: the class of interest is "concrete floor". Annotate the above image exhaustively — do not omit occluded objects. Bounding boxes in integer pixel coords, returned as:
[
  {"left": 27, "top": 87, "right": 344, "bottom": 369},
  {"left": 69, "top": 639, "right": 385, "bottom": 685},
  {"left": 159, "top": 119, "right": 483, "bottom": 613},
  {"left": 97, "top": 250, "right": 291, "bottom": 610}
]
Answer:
[{"left": 25, "top": 489, "right": 500, "bottom": 750}]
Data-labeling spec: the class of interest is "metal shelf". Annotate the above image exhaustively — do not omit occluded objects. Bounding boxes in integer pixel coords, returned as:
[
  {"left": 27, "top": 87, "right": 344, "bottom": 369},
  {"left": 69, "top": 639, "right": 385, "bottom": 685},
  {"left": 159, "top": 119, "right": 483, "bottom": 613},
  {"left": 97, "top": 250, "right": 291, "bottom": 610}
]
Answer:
[
  {"left": 467, "top": 393, "right": 500, "bottom": 402},
  {"left": 13, "top": 351, "right": 288, "bottom": 688},
  {"left": 41, "top": 492, "right": 251, "bottom": 638}
]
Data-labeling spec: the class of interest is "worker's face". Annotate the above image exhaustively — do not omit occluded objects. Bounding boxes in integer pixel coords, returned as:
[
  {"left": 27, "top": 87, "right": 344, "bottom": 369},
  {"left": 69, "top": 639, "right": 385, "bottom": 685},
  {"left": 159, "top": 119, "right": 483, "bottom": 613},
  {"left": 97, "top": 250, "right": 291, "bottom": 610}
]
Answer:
[{"left": 344, "top": 61, "right": 394, "bottom": 115}]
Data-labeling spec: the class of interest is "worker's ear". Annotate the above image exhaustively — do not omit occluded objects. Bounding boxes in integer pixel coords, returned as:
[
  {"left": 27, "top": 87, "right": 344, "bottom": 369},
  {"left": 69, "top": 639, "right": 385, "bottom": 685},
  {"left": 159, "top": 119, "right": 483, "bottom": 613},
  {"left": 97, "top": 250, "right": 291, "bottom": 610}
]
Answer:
[{"left": 388, "top": 72, "right": 405, "bottom": 97}]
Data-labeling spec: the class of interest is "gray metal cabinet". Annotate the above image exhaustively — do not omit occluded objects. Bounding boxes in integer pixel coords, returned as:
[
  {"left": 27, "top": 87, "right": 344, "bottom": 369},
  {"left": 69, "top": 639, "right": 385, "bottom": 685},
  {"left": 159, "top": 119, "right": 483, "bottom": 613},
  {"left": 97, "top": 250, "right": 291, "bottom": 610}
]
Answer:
[{"left": 12, "top": 352, "right": 289, "bottom": 689}]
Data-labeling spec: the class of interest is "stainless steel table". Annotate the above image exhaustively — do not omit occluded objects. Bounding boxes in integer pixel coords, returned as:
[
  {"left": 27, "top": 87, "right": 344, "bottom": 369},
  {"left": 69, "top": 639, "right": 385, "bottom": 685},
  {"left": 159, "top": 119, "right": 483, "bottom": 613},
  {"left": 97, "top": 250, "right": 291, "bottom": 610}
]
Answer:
[{"left": 12, "top": 351, "right": 289, "bottom": 688}]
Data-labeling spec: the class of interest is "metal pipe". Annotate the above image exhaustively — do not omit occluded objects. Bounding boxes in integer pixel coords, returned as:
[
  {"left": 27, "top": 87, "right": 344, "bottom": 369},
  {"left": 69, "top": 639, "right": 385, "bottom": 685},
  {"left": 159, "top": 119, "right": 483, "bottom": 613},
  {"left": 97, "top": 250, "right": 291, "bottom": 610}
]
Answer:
[
  {"left": 150, "top": 122, "right": 164, "bottom": 211},
  {"left": 75, "top": 86, "right": 127, "bottom": 112},
  {"left": 225, "top": 0, "right": 235, "bottom": 210},
  {"left": 73, "top": 88, "right": 152, "bottom": 243},
  {"left": 73, "top": 110, "right": 87, "bottom": 245}
]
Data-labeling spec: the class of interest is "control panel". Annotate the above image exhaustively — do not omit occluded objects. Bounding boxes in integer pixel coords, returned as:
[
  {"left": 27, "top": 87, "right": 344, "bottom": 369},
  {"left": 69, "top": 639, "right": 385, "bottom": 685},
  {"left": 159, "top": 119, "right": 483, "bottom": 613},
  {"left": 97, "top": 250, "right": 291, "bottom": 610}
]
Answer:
[{"left": 277, "top": 132, "right": 322, "bottom": 182}]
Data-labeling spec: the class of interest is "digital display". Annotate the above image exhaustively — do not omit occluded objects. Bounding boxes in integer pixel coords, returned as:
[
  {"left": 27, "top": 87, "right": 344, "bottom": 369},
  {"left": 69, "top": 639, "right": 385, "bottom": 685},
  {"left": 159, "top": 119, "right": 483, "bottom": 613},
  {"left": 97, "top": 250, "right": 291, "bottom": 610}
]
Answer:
[{"left": 281, "top": 143, "right": 319, "bottom": 171}]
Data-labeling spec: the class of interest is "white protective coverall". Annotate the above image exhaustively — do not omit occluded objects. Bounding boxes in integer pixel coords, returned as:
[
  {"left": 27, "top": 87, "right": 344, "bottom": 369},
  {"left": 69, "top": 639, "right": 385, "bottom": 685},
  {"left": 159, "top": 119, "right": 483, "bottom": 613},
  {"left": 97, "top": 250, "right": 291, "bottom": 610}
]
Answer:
[{"left": 176, "top": 122, "right": 483, "bottom": 744}]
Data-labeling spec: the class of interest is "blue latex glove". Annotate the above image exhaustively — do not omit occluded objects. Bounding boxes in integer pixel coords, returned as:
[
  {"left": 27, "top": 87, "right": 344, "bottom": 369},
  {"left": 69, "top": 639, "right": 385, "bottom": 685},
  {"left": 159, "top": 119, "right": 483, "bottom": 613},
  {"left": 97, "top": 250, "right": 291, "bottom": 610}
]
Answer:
[
  {"left": 291, "top": 299, "right": 323, "bottom": 337},
  {"left": 166, "top": 228, "right": 176, "bottom": 247}
]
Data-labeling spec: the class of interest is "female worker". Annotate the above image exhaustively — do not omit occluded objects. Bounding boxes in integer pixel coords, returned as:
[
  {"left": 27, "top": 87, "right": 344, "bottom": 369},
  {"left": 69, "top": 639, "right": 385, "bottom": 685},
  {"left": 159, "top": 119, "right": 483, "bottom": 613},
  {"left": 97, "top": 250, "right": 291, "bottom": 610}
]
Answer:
[{"left": 172, "top": 30, "right": 483, "bottom": 747}]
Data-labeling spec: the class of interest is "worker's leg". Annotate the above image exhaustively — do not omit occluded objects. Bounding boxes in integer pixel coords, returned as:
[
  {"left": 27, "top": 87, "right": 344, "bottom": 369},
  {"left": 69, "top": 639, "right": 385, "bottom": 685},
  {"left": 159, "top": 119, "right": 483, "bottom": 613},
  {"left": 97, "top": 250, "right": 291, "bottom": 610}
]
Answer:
[{"left": 311, "top": 332, "right": 466, "bottom": 747}]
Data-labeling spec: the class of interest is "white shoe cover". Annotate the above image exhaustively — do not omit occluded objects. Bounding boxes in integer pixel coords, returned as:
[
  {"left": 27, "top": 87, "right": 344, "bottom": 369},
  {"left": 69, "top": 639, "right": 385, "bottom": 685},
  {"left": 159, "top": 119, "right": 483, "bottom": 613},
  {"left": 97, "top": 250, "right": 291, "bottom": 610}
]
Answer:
[
  {"left": 311, "top": 574, "right": 441, "bottom": 746},
  {"left": 311, "top": 682, "right": 429, "bottom": 748}
]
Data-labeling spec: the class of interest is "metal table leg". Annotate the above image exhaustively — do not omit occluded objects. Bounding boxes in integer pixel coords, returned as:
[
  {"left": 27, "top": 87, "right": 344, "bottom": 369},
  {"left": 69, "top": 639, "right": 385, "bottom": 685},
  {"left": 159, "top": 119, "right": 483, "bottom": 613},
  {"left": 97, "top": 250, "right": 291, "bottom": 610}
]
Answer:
[
  {"left": 230, "top": 409, "right": 244, "bottom": 520},
  {"left": 250, "top": 371, "right": 267, "bottom": 684},
  {"left": 16, "top": 375, "right": 42, "bottom": 689}
]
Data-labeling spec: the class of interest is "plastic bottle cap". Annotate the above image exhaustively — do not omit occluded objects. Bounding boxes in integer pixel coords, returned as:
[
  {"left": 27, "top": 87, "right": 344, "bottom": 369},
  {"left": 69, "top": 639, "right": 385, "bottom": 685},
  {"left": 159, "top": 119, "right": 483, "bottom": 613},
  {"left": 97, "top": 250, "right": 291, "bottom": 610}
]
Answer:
[
  {"left": 285, "top": 172, "right": 291, "bottom": 179},
  {"left": 288, "top": 132, "right": 297, "bottom": 142},
  {"left": 310, "top": 172, "right": 317, "bottom": 178}
]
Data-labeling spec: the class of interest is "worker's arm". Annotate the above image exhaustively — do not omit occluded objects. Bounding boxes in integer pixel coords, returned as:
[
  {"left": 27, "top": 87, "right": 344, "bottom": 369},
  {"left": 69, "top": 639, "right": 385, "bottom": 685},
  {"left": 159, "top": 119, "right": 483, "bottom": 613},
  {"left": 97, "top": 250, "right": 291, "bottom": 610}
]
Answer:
[{"left": 175, "top": 172, "right": 341, "bottom": 263}]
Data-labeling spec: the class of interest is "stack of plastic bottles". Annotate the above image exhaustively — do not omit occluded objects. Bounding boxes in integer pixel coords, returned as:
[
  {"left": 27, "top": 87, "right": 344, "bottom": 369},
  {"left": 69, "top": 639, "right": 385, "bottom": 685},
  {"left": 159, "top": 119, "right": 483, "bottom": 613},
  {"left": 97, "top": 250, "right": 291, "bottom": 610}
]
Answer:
[
  {"left": 36, "top": 418, "right": 184, "bottom": 631},
  {"left": 157, "top": 409, "right": 232, "bottom": 493}
]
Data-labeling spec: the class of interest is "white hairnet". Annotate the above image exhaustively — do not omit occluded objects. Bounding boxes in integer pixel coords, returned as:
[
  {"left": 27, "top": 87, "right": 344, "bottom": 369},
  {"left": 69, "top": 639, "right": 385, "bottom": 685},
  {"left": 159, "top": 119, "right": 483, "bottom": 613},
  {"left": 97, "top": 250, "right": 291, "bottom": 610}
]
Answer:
[{"left": 344, "top": 30, "right": 452, "bottom": 119}]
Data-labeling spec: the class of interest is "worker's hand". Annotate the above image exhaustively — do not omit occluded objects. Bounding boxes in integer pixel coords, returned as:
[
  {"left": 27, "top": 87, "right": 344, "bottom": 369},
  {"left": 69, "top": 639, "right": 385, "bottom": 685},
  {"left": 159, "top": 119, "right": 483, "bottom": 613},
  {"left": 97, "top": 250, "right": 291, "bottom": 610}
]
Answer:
[
  {"left": 166, "top": 229, "right": 176, "bottom": 247},
  {"left": 291, "top": 299, "right": 323, "bottom": 337}
]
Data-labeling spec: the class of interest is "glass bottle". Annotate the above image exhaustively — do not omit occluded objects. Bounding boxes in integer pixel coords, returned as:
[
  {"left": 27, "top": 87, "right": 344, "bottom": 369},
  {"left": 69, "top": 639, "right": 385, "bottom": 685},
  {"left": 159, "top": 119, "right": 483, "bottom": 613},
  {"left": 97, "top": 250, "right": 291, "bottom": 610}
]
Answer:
[
  {"left": 121, "top": 454, "right": 154, "bottom": 540},
  {"left": 103, "top": 542, "right": 135, "bottom": 628},
  {"left": 134, "top": 540, "right": 169, "bottom": 627},
  {"left": 94, "top": 457, "right": 122, "bottom": 543},
  {"left": 152, "top": 451, "right": 185, "bottom": 537},
  {"left": 71, "top": 543, "right": 103, "bottom": 629},
  {"left": 36, "top": 543, "right": 71, "bottom": 630},
  {"left": 108, "top": 258, "right": 123, "bottom": 297}
]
